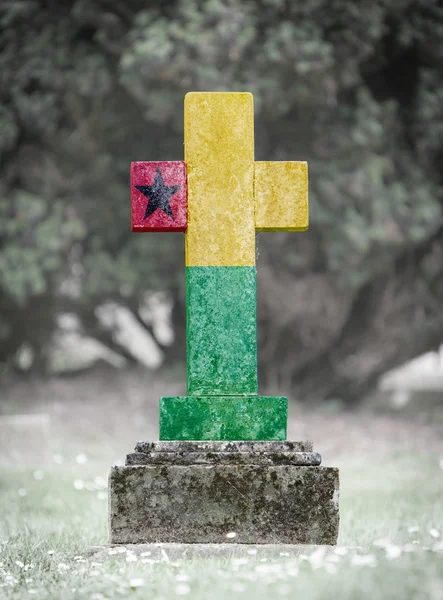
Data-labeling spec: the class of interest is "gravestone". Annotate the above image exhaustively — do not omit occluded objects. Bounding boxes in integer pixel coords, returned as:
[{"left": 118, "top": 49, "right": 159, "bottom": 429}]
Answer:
[{"left": 109, "top": 92, "right": 339, "bottom": 544}]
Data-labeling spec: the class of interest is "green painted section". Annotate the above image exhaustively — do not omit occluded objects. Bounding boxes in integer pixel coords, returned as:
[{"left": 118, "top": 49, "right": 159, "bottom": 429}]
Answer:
[
  {"left": 186, "top": 266, "right": 258, "bottom": 396},
  {"left": 159, "top": 396, "right": 287, "bottom": 441}
]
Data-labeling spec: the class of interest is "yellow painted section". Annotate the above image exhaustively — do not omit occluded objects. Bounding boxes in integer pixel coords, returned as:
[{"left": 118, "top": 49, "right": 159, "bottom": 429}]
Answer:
[
  {"left": 184, "top": 92, "right": 255, "bottom": 266},
  {"left": 254, "top": 161, "right": 309, "bottom": 231}
]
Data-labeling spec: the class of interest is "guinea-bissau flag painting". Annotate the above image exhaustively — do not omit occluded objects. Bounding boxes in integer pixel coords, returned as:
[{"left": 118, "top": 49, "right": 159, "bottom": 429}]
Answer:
[{"left": 130, "top": 93, "right": 308, "bottom": 441}]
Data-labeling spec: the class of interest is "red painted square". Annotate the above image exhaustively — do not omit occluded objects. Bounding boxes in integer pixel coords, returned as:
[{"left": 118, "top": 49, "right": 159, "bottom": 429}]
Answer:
[{"left": 131, "top": 161, "right": 187, "bottom": 232}]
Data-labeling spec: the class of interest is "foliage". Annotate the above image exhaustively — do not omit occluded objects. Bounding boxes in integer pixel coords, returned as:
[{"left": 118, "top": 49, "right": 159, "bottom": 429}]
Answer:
[{"left": 0, "top": 0, "right": 442, "bottom": 392}]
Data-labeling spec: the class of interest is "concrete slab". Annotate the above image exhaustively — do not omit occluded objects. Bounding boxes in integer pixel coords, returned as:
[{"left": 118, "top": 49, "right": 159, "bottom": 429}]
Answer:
[{"left": 89, "top": 542, "right": 347, "bottom": 560}]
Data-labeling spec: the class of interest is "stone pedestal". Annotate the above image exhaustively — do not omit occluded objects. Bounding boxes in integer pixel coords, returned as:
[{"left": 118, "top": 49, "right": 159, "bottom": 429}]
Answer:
[{"left": 109, "top": 441, "right": 339, "bottom": 545}]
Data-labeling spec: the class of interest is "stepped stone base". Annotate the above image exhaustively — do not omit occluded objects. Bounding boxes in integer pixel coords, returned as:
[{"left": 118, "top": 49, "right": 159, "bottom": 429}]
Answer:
[{"left": 109, "top": 441, "right": 339, "bottom": 545}]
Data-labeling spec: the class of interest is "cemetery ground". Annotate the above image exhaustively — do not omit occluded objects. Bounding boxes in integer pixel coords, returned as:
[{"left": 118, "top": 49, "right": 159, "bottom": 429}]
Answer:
[{"left": 0, "top": 367, "right": 442, "bottom": 600}]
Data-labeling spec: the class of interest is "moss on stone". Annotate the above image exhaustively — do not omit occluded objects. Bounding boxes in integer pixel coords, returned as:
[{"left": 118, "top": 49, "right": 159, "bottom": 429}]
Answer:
[{"left": 109, "top": 464, "right": 339, "bottom": 544}]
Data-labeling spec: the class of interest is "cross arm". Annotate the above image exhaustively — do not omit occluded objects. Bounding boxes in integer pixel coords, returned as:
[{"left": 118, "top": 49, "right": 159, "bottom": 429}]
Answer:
[
  {"left": 254, "top": 161, "right": 308, "bottom": 232},
  {"left": 131, "top": 161, "right": 187, "bottom": 232}
]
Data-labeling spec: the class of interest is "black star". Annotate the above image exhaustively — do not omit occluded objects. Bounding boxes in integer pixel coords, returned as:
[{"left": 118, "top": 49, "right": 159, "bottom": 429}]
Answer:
[{"left": 135, "top": 166, "right": 181, "bottom": 221}]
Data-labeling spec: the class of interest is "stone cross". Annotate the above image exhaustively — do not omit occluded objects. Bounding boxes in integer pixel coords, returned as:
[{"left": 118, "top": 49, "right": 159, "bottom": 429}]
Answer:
[{"left": 131, "top": 92, "right": 308, "bottom": 441}]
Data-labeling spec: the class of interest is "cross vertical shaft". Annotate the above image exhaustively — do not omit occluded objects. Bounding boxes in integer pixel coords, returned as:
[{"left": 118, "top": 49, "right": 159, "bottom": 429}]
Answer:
[{"left": 184, "top": 92, "right": 257, "bottom": 396}]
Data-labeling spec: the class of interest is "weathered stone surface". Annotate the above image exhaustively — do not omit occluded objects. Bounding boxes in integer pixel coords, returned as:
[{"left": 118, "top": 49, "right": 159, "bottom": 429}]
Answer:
[
  {"left": 109, "top": 463, "right": 339, "bottom": 545},
  {"left": 126, "top": 451, "right": 321, "bottom": 466},
  {"left": 184, "top": 92, "right": 255, "bottom": 267},
  {"left": 135, "top": 441, "right": 314, "bottom": 453},
  {"left": 186, "top": 266, "right": 258, "bottom": 396},
  {"left": 131, "top": 161, "right": 187, "bottom": 232},
  {"left": 254, "top": 161, "right": 308, "bottom": 232},
  {"left": 160, "top": 395, "right": 287, "bottom": 440}
]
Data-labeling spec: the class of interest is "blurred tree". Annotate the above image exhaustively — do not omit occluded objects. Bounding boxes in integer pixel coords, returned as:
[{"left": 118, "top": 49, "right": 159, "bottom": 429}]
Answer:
[{"left": 0, "top": 0, "right": 442, "bottom": 401}]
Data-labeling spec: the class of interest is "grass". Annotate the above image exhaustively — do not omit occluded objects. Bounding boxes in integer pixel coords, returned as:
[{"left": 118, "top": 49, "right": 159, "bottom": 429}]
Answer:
[
  {"left": 1, "top": 451, "right": 442, "bottom": 599},
  {"left": 1, "top": 369, "right": 442, "bottom": 599}
]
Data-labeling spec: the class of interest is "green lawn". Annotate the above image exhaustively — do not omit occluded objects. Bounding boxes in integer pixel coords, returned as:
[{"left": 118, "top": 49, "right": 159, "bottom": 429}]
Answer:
[{"left": 1, "top": 451, "right": 442, "bottom": 599}]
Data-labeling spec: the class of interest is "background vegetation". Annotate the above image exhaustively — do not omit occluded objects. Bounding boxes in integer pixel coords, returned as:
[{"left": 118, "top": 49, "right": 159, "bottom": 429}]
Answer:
[{"left": 1, "top": 0, "right": 442, "bottom": 401}]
